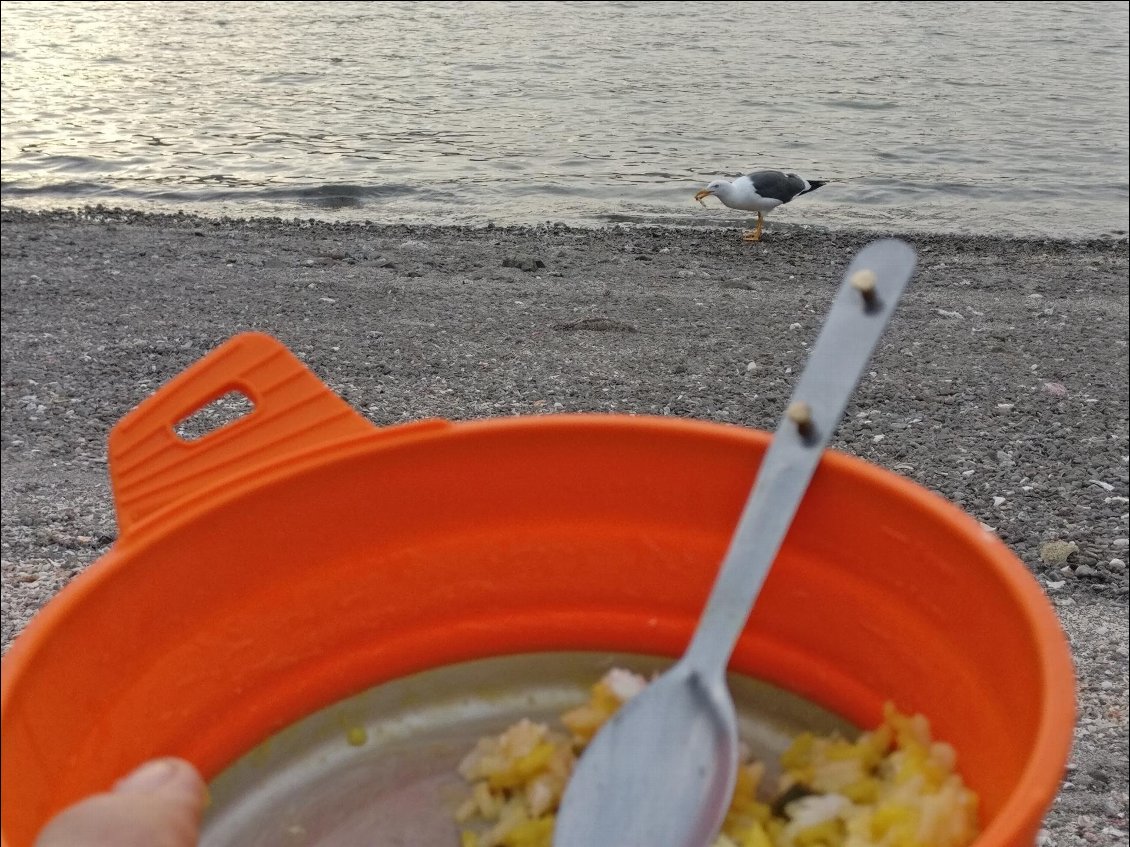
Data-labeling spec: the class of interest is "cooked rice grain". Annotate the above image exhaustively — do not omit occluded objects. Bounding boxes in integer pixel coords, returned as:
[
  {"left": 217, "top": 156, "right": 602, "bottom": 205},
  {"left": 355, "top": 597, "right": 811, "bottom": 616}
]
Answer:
[{"left": 456, "top": 671, "right": 978, "bottom": 847}]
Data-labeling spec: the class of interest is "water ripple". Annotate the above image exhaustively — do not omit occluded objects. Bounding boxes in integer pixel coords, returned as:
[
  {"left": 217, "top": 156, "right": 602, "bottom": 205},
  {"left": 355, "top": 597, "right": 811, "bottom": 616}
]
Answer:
[{"left": 1, "top": 1, "right": 1127, "bottom": 238}]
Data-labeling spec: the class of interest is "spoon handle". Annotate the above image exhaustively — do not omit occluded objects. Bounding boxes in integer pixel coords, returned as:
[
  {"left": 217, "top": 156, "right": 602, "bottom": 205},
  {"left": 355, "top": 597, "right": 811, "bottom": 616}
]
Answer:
[{"left": 685, "top": 239, "right": 917, "bottom": 674}]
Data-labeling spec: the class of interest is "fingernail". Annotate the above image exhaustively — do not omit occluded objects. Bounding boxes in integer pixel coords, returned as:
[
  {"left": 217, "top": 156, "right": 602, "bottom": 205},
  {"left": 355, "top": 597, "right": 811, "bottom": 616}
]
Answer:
[{"left": 114, "top": 758, "right": 178, "bottom": 793}]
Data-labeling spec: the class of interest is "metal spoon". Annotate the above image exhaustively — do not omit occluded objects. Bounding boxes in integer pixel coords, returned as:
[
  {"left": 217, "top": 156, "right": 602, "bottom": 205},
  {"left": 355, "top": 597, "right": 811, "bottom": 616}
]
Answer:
[{"left": 554, "top": 238, "right": 917, "bottom": 847}]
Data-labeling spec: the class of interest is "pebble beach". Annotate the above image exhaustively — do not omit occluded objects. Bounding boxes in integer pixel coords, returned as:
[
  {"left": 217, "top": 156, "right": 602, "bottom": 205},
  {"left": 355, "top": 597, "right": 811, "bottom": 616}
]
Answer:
[{"left": 1, "top": 207, "right": 1127, "bottom": 842}]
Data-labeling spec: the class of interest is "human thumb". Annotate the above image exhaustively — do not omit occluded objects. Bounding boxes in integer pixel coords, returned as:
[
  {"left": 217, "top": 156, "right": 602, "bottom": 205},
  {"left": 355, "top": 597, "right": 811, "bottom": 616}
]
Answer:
[{"left": 35, "top": 757, "right": 206, "bottom": 847}]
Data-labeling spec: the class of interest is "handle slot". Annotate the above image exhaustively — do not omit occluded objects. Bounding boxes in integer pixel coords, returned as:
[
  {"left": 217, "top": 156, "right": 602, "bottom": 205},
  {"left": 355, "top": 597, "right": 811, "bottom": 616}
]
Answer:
[{"left": 174, "top": 390, "right": 257, "bottom": 442}]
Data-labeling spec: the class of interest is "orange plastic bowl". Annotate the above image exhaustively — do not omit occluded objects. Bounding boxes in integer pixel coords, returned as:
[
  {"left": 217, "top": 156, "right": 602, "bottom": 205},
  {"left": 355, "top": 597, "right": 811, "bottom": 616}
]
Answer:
[{"left": 1, "top": 333, "right": 1073, "bottom": 847}]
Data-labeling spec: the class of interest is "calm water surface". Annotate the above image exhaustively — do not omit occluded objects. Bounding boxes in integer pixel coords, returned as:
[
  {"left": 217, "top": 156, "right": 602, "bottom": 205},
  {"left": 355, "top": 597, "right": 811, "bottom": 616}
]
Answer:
[{"left": 2, "top": 1, "right": 1128, "bottom": 237}]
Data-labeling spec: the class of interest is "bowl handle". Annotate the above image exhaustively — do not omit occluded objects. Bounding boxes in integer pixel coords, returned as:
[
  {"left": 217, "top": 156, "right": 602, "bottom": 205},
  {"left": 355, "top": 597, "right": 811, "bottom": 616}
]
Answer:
[{"left": 107, "top": 332, "right": 379, "bottom": 536}]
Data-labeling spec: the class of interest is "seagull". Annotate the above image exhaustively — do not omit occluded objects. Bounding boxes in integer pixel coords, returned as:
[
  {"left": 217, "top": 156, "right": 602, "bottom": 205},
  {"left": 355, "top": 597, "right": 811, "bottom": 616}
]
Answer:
[{"left": 694, "top": 170, "right": 827, "bottom": 242}]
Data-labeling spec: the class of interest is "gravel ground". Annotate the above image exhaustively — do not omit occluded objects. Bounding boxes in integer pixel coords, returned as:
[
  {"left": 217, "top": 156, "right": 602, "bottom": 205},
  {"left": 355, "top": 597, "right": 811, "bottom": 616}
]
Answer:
[{"left": 1, "top": 207, "right": 1127, "bottom": 842}]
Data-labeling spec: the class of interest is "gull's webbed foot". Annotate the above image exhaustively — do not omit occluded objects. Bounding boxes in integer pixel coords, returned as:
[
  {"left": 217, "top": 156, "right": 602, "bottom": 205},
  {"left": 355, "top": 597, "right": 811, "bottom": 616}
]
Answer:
[{"left": 742, "top": 212, "right": 765, "bottom": 243}]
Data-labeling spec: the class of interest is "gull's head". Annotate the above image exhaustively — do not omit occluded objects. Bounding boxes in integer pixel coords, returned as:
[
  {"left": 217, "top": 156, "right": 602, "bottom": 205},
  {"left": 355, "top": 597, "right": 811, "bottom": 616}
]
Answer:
[{"left": 694, "top": 180, "right": 727, "bottom": 205}]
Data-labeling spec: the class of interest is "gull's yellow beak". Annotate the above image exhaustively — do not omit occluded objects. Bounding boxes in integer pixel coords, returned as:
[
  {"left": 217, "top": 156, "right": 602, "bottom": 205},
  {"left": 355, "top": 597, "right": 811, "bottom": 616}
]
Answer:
[{"left": 694, "top": 188, "right": 713, "bottom": 206}]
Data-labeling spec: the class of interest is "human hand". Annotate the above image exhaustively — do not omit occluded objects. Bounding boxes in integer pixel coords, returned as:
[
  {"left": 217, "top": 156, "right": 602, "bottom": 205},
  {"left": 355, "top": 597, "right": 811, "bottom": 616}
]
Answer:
[{"left": 35, "top": 757, "right": 206, "bottom": 847}]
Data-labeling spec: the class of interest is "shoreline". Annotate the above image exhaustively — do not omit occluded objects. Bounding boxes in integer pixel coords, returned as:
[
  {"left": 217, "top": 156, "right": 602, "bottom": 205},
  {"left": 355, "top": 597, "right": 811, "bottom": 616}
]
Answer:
[
  {"left": 4, "top": 203, "right": 1130, "bottom": 250},
  {"left": 2, "top": 206, "right": 1127, "bottom": 841}
]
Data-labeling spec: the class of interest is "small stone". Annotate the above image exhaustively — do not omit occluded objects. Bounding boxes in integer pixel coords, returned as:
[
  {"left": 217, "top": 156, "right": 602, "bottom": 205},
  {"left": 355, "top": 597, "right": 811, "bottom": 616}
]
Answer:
[
  {"left": 1112, "top": 538, "right": 1129, "bottom": 549},
  {"left": 1089, "top": 479, "right": 1115, "bottom": 492},
  {"left": 745, "top": 361, "right": 759, "bottom": 372},
  {"left": 1042, "top": 382, "right": 1068, "bottom": 397},
  {"left": 993, "top": 496, "right": 1006, "bottom": 507},
  {"left": 1108, "top": 558, "right": 1126, "bottom": 571},
  {"left": 1045, "top": 580, "right": 1066, "bottom": 590},
  {"left": 1073, "top": 564, "right": 1099, "bottom": 577},
  {"left": 1040, "top": 540, "right": 1078, "bottom": 565}
]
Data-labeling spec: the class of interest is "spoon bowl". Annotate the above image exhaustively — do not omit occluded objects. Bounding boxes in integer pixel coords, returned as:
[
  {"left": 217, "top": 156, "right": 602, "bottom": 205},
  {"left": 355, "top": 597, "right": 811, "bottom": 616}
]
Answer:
[{"left": 555, "top": 662, "right": 737, "bottom": 847}]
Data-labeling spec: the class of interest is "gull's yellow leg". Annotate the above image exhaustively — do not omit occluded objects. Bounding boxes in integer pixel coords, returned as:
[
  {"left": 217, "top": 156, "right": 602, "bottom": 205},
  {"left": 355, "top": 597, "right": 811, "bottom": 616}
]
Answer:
[{"left": 741, "top": 212, "right": 764, "bottom": 243}]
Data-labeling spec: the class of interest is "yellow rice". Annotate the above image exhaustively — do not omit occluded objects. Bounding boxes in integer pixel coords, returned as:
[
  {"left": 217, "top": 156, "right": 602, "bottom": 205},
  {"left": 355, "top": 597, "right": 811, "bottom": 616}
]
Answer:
[{"left": 455, "top": 669, "right": 979, "bottom": 847}]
